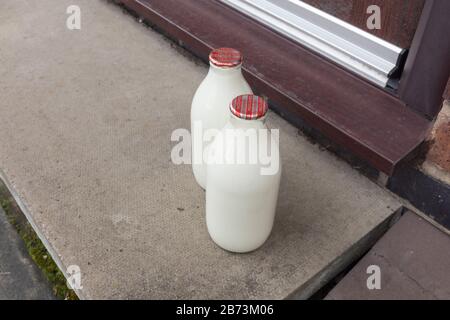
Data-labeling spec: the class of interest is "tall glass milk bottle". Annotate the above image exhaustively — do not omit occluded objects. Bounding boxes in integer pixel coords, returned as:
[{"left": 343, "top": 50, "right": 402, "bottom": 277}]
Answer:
[
  {"left": 191, "top": 48, "right": 252, "bottom": 189},
  {"left": 206, "top": 95, "right": 282, "bottom": 253}
]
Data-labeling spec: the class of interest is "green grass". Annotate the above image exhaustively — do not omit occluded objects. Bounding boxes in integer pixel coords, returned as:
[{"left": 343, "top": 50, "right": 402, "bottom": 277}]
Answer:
[{"left": 0, "top": 184, "right": 78, "bottom": 300}]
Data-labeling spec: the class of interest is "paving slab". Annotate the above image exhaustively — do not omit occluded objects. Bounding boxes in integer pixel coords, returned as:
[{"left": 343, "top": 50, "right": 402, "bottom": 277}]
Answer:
[
  {"left": 0, "top": 206, "right": 55, "bottom": 300},
  {"left": 0, "top": 0, "right": 402, "bottom": 299},
  {"left": 326, "top": 211, "right": 450, "bottom": 300}
]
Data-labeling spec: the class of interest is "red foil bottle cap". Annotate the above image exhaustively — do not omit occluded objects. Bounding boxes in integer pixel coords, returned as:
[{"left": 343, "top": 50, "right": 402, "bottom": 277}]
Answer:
[
  {"left": 230, "top": 95, "right": 268, "bottom": 120},
  {"left": 209, "top": 48, "right": 243, "bottom": 68}
]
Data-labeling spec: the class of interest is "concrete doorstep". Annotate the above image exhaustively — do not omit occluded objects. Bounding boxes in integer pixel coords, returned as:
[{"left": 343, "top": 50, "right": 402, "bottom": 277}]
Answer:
[
  {"left": 0, "top": 0, "right": 403, "bottom": 299},
  {"left": 326, "top": 211, "right": 450, "bottom": 300}
]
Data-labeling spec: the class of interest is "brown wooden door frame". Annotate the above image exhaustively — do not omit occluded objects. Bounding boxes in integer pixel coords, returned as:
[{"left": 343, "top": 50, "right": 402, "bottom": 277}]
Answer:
[{"left": 398, "top": 0, "right": 450, "bottom": 119}]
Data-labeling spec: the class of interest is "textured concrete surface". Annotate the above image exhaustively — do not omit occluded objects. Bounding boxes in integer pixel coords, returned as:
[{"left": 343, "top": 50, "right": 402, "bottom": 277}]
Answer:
[
  {"left": 326, "top": 211, "right": 450, "bottom": 300},
  {"left": 0, "top": 0, "right": 402, "bottom": 299},
  {"left": 0, "top": 206, "right": 55, "bottom": 300}
]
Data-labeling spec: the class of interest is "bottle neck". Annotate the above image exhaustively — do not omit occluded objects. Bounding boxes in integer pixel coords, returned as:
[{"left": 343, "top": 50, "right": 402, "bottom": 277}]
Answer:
[
  {"left": 229, "top": 113, "right": 266, "bottom": 129},
  {"left": 208, "top": 62, "right": 243, "bottom": 79}
]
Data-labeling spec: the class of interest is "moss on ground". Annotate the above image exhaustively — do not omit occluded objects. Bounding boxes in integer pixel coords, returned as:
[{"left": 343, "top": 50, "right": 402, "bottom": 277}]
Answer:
[{"left": 0, "top": 184, "right": 78, "bottom": 300}]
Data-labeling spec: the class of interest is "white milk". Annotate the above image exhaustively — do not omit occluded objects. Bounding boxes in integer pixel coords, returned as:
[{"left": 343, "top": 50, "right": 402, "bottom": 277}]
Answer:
[
  {"left": 205, "top": 95, "right": 282, "bottom": 253},
  {"left": 191, "top": 48, "right": 252, "bottom": 189}
]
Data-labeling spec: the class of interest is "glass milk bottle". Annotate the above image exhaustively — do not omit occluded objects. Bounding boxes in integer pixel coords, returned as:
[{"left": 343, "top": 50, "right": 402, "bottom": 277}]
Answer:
[
  {"left": 205, "top": 95, "right": 282, "bottom": 253},
  {"left": 191, "top": 48, "right": 252, "bottom": 189}
]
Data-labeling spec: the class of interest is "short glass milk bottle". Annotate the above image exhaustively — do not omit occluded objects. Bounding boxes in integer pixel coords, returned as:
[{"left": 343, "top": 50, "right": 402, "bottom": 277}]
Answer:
[
  {"left": 205, "top": 95, "right": 282, "bottom": 253},
  {"left": 191, "top": 48, "right": 253, "bottom": 189}
]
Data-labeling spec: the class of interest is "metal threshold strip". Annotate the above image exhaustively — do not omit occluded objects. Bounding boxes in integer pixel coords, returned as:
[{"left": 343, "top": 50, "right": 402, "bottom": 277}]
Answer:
[{"left": 220, "top": 0, "right": 404, "bottom": 87}]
